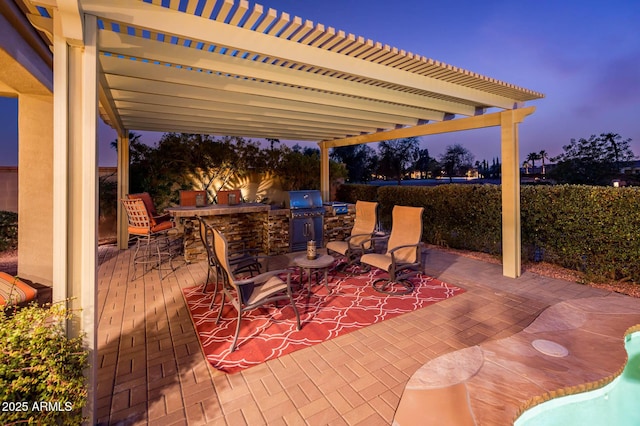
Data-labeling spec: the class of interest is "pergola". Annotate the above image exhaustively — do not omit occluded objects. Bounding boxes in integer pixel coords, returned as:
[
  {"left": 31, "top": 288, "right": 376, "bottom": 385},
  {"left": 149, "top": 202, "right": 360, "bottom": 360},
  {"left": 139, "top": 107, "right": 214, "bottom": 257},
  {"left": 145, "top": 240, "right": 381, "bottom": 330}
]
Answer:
[{"left": 2, "top": 0, "right": 542, "bottom": 420}]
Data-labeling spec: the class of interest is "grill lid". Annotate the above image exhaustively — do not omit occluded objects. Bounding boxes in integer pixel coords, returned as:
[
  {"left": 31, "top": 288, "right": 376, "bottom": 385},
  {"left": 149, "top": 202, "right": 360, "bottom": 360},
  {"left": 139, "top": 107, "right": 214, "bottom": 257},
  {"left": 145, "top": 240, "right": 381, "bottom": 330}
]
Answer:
[{"left": 286, "top": 190, "right": 323, "bottom": 210}]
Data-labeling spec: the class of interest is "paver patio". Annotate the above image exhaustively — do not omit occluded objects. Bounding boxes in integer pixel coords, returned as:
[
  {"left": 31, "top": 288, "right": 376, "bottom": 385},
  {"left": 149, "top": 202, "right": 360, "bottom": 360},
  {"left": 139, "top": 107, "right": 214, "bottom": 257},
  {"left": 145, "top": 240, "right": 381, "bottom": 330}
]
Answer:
[{"left": 95, "top": 245, "right": 639, "bottom": 425}]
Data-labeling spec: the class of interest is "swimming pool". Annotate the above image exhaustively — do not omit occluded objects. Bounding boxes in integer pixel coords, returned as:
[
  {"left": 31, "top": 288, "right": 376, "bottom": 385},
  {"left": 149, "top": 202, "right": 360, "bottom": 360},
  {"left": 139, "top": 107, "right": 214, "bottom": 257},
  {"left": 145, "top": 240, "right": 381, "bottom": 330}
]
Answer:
[{"left": 515, "top": 331, "right": 640, "bottom": 426}]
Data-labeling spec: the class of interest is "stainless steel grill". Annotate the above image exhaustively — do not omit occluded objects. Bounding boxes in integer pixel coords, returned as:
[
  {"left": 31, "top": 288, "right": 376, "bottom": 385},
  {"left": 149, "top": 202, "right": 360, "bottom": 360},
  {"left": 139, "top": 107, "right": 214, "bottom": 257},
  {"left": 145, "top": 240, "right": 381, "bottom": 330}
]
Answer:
[{"left": 286, "top": 190, "right": 324, "bottom": 251}]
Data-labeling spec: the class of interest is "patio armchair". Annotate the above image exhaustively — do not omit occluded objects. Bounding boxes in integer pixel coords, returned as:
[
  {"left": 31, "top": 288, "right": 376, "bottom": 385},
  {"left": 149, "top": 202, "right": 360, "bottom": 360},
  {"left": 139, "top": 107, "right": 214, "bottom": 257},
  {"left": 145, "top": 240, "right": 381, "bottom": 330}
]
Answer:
[
  {"left": 212, "top": 227, "right": 301, "bottom": 352},
  {"left": 360, "top": 205, "right": 424, "bottom": 295},
  {"left": 196, "top": 216, "right": 262, "bottom": 298},
  {"left": 121, "top": 197, "right": 175, "bottom": 281},
  {"left": 326, "top": 201, "right": 378, "bottom": 271}
]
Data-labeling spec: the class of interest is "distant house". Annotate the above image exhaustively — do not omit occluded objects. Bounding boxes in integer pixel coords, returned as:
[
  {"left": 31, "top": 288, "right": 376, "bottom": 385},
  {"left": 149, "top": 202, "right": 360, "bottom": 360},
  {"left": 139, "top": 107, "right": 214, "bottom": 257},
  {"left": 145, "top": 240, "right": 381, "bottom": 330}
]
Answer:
[
  {"left": 620, "top": 160, "right": 640, "bottom": 175},
  {"left": 519, "top": 163, "right": 556, "bottom": 176}
]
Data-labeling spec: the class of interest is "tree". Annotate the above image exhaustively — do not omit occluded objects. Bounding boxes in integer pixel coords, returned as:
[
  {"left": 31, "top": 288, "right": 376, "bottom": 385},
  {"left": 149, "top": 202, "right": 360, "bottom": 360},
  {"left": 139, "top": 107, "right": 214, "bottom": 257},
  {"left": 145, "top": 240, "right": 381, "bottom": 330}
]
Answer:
[
  {"left": 330, "top": 144, "right": 378, "bottom": 183},
  {"left": 488, "top": 157, "right": 501, "bottom": 179},
  {"left": 439, "top": 144, "right": 474, "bottom": 182},
  {"left": 111, "top": 133, "right": 348, "bottom": 203},
  {"left": 415, "top": 148, "right": 439, "bottom": 179},
  {"left": 526, "top": 152, "right": 540, "bottom": 173},
  {"left": 522, "top": 161, "right": 531, "bottom": 175},
  {"left": 538, "top": 150, "right": 549, "bottom": 175},
  {"left": 376, "top": 137, "right": 420, "bottom": 184},
  {"left": 476, "top": 159, "right": 490, "bottom": 179},
  {"left": 549, "top": 133, "right": 635, "bottom": 185},
  {"left": 274, "top": 144, "right": 347, "bottom": 191}
]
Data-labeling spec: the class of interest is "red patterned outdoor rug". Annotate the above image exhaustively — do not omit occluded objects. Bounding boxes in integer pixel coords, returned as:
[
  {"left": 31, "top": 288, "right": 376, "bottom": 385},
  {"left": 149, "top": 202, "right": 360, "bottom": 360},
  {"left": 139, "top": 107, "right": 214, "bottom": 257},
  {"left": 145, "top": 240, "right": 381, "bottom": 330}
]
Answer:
[{"left": 182, "top": 268, "right": 465, "bottom": 373}]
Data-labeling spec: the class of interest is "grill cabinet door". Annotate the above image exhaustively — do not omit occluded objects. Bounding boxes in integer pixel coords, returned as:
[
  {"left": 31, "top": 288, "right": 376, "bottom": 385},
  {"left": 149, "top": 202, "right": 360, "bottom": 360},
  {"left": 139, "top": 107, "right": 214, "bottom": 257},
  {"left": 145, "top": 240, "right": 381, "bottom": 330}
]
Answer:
[{"left": 290, "top": 217, "right": 314, "bottom": 252}]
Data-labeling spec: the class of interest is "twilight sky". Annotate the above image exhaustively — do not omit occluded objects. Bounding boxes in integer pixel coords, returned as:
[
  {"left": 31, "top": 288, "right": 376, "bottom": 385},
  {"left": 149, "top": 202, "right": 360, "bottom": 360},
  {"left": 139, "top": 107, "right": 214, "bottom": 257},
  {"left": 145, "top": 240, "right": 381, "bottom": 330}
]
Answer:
[{"left": 1, "top": 0, "right": 639, "bottom": 166}]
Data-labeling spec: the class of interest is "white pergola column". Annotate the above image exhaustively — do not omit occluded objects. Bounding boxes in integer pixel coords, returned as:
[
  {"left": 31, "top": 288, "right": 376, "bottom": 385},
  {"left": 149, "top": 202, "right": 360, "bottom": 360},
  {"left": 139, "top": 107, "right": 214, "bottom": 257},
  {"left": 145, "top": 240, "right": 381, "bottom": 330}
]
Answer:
[
  {"left": 117, "top": 130, "right": 129, "bottom": 249},
  {"left": 500, "top": 109, "right": 522, "bottom": 278},
  {"left": 52, "top": 11, "right": 98, "bottom": 422},
  {"left": 323, "top": 107, "right": 534, "bottom": 278},
  {"left": 320, "top": 143, "right": 330, "bottom": 201}
]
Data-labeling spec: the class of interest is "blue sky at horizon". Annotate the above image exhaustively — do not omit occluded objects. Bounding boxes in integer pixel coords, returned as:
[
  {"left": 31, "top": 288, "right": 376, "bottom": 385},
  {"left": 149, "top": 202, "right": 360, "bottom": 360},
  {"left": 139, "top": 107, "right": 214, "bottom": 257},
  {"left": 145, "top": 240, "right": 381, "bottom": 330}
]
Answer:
[{"left": 1, "top": 0, "right": 639, "bottom": 166}]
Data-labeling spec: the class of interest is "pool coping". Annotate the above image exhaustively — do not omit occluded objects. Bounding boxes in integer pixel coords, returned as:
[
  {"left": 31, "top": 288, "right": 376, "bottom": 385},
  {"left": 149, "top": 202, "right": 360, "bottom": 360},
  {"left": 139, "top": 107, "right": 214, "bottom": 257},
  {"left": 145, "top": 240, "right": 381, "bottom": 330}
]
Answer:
[{"left": 393, "top": 295, "right": 640, "bottom": 425}]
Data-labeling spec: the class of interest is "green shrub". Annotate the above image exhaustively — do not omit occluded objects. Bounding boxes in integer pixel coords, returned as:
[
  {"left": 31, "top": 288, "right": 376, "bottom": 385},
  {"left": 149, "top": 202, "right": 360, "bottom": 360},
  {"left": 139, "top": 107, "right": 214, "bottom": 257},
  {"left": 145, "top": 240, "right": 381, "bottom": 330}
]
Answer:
[
  {"left": 376, "top": 185, "right": 502, "bottom": 253},
  {"left": 521, "top": 185, "right": 640, "bottom": 282},
  {"left": 339, "top": 183, "right": 640, "bottom": 283},
  {"left": 0, "top": 211, "right": 18, "bottom": 252},
  {"left": 335, "top": 184, "right": 378, "bottom": 204},
  {"left": 0, "top": 302, "right": 88, "bottom": 425}
]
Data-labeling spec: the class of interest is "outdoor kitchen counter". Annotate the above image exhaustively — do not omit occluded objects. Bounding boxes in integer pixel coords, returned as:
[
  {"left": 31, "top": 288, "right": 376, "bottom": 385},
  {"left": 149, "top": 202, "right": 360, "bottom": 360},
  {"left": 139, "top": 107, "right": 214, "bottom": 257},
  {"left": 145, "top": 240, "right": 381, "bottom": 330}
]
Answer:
[
  {"left": 166, "top": 202, "right": 269, "bottom": 218},
  {"left": 168, "top": 203, "right": 355, "bottom": 262}
]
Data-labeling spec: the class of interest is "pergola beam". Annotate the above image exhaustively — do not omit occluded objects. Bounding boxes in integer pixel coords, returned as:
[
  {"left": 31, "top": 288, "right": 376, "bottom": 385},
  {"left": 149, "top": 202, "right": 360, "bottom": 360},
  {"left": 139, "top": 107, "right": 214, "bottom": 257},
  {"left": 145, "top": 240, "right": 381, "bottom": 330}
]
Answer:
[
  {"left": 100, "top": 57, "right": 444, "bottom": 124},
  {"left": 108, "top": 86, "right": 420, "bottom": 128},
  {"left": 319, "top": 107, "right": 535, "bottom": 148},
  {"left": 113, "top": 99, "right": 397, "bottom": 130}
]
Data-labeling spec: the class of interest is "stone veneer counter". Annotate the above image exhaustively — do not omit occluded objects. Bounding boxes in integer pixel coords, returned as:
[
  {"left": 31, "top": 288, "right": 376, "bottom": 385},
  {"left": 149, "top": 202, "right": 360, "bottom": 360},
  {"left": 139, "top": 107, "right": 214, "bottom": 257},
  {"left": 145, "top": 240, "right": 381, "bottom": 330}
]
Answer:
[
  {"left": 167, "top": 203, "right": 355, "bottom": 262},
  {"left": 166, "top": 203, "right": 269, "bottom": 218}
]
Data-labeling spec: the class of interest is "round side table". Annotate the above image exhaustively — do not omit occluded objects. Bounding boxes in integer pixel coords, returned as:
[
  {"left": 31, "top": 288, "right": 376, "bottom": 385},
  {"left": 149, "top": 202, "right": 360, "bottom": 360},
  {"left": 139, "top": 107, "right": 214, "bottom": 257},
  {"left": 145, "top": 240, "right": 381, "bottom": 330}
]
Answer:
[{"left": 293, "top": 254, "right": 334, "bottom": 292}]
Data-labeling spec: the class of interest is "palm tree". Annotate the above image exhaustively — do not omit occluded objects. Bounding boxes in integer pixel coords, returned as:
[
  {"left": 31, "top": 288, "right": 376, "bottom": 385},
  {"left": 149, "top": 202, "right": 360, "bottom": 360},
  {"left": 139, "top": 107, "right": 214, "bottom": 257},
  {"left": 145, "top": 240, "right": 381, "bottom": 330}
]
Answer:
[
  {"left": 526, "top": 152, "right": 540, "bottom": 173},
  {"left": 538, "top": 150, "right": 549, "bottom": 175},
  {"left": 522, "top": 161, "right": 531, "bottom": 174}
]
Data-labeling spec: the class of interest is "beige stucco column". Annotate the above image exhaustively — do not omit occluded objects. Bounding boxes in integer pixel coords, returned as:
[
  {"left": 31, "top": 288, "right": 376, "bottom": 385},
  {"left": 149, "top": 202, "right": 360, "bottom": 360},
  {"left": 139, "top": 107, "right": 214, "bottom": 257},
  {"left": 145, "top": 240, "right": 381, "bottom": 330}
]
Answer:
[
  {"left": 500, "top": 109, "right": 522, "bottom": 278},
  {"left": 17, "top": 95, "right": 54, "bottom": 284},
  {"left": 319, "top": 142, "right": 330, "bottom": 201},
  {"left": 52, "top": 11, "right": 99, "bottom": 422},
  {"left": 1, "top": 4, "right": 54, "bottom": 285},
  {"left": 117, "top": 131, "right": 129, "bottom": 249}
]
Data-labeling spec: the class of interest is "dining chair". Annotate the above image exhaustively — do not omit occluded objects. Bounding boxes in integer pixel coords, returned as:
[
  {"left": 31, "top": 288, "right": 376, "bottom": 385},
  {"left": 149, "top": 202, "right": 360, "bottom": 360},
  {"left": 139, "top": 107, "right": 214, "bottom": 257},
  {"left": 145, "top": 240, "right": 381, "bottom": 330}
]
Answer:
[
  {"left": 360, "top": 205, "right": 424, "bottom": 295},
  {"left": 196, "top": 216, "right": 262, "bottom": 298},
  {"left": 212, "top": 226, "right": 301, "bottom": 352}
]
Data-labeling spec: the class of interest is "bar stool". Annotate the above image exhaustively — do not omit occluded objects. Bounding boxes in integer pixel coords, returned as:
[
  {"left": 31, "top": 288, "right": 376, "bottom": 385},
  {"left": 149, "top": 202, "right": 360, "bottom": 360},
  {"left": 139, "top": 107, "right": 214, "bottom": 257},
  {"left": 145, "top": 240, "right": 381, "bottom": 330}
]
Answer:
[{"left": 121, "top": 198, "right": 175, "bottom": 281}]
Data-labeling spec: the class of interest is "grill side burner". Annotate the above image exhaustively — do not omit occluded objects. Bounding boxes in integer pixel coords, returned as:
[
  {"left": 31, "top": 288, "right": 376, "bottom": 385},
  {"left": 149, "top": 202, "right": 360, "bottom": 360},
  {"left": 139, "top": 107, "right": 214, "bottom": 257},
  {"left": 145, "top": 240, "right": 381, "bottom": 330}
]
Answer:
[
  {"left": 286, "top": 190, "right": 324, "bottom": 251},
  {"left": 323, "top": 201, "right": 348, "bottom": 215}
]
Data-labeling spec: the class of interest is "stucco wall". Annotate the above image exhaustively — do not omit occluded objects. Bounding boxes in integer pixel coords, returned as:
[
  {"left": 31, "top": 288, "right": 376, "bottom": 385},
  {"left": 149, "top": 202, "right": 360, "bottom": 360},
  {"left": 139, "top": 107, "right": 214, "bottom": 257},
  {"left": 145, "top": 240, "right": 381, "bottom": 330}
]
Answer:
[
  {"left": 0, "top": 166, "right": 117, "bottom": 214},
  {"left": 0, "top": 166, "right": 18, "bottom": 212}
]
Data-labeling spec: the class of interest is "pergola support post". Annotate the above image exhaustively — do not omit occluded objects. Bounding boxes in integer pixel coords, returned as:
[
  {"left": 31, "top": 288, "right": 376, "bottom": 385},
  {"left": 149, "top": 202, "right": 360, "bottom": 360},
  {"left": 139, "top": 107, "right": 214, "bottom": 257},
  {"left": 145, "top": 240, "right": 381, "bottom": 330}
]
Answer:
[
  {"left": 320, "top": 143, "right": 330, "bottom": 201},
  {"left": 117, "top": 130, "right": 129, "bottom": 249},
  {"left": 52, "top": 11, "right": 98, "bottom": 423},
  {"left": 500, "top": 109, "right": 522, "bottom": 278},
  {"left": 323, "top": 107, "right": 534, "bottom": 278}
]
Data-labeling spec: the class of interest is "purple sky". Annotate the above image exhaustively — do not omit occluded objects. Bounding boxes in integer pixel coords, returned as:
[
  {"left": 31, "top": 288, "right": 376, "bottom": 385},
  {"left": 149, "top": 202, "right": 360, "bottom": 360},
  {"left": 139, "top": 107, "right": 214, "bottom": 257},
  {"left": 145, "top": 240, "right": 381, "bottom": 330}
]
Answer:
[{"left": 1, "top": 0, "right": 639, "bottom": 166}]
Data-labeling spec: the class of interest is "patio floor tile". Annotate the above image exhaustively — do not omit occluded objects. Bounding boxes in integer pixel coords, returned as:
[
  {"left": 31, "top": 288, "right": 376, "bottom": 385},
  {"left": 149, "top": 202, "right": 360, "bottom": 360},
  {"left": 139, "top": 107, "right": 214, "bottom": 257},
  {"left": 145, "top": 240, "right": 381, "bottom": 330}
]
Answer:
[{"left": 94, "top": 245, "right": 640, "bottom": 425}]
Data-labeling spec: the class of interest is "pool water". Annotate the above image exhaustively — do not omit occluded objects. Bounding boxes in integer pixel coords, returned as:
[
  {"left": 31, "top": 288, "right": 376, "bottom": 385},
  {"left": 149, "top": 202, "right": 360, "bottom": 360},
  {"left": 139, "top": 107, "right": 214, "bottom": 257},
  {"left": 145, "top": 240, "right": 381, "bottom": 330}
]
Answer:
[{"left": 515, "top": 331, "right": 640, "bottom": 426}]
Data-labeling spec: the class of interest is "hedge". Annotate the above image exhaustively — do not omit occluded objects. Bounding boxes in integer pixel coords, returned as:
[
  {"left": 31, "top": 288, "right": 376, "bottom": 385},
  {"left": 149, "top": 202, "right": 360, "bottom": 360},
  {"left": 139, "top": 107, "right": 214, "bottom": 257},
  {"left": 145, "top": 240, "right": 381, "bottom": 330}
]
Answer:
[
  {"left": 336, "top": 183, "right": 640, "bottom": 283},
  {"left": 335, "top": 184, "right": 378, "bottom": 204}
]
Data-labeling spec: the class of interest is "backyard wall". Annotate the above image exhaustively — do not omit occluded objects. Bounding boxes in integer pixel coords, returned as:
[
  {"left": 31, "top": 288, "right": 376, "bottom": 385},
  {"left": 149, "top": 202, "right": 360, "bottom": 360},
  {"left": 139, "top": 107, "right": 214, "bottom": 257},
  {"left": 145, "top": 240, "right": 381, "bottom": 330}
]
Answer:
[
  {"left": 0, "top": 166, "right": 18, "bottom": 213},
  {"left": 0, "top": 166, "right": 120, "bottom": 244}
]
